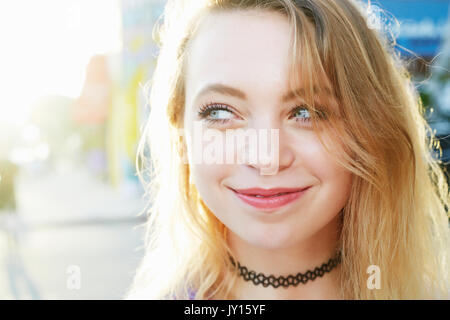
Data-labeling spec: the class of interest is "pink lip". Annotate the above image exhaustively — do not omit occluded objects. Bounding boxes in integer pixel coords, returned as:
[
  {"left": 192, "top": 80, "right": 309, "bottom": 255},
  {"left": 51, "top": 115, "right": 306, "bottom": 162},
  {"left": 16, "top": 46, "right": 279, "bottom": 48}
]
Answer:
[{"left": 229, "top": 186, "right": 311, "bottom": 211}]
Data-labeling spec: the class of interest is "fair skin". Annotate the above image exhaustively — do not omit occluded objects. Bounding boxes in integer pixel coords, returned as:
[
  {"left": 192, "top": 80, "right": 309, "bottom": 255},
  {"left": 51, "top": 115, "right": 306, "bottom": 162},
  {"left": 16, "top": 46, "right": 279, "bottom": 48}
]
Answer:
[{"left": 183, "top": 9, "right": 352, "bottom": 299}]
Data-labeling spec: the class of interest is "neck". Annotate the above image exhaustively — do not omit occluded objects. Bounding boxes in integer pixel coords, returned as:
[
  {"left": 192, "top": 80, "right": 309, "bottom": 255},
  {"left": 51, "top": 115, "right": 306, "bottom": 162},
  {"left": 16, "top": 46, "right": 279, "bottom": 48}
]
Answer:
[{"left": 226, "top": 215, "right": 342, "bottom": 299}]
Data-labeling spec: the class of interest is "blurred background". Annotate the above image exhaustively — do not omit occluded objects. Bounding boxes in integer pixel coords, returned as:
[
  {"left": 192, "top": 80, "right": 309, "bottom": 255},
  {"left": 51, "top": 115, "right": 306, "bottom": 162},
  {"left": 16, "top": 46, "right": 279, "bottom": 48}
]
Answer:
[{"left": 0, "top": 0, "right": 449, "bottom": 299}]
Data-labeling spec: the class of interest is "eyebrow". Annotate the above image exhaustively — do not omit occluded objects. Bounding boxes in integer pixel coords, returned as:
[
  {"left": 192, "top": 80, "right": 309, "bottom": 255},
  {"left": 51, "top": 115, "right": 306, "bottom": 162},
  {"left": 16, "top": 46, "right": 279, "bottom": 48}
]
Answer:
[{"left": 194, "top": 83, "right": 331, "bottom": 103}]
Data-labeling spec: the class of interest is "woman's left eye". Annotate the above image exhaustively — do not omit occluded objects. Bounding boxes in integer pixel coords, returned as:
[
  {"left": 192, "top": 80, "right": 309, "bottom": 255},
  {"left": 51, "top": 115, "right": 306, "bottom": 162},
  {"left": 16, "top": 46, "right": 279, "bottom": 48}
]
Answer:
[{"left": 289, "top": 105, "right": 312, "bottom": 123}]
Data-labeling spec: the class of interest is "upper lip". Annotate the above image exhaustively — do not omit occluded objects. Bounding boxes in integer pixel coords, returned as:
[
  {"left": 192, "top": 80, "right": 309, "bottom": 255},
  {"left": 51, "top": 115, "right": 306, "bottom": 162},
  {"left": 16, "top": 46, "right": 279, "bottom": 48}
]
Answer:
[{"left": 229, "top": 186, "right": 310, "bottom": 196}]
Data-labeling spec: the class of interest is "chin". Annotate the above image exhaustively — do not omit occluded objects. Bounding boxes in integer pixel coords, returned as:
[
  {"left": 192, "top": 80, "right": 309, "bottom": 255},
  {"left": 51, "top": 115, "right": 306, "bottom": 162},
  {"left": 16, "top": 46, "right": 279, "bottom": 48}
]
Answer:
[{"left": 239, "top": 226, "right": 297, "bottom": 250}]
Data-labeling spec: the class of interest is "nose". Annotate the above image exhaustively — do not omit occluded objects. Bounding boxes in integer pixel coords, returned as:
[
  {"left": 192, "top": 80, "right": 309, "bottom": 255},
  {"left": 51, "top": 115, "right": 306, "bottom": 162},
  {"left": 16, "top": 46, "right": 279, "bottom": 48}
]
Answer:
[{"left": 242, "top": 126, "right": 295, "bottom": 176}]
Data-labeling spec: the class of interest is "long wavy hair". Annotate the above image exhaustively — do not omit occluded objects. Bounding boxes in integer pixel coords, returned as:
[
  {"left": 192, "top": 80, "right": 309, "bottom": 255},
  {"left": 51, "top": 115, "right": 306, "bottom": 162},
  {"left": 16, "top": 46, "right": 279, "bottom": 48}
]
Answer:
[{"left": 126, "top": 0, "right": 450, "bottom": 299}]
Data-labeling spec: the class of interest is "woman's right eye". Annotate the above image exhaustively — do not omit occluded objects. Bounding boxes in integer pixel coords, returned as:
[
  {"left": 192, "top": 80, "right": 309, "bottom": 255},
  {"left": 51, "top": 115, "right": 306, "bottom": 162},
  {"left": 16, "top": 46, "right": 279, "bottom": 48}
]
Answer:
[{"left": 198, "top": 103, "right": 236, "bottom": 124}]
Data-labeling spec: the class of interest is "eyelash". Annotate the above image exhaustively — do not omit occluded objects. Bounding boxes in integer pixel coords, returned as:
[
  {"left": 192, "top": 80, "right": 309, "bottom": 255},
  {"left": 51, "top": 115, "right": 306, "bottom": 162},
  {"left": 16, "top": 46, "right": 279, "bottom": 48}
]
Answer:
[{"left": 197, "top": 103, "right": 322, "bottom": 125}]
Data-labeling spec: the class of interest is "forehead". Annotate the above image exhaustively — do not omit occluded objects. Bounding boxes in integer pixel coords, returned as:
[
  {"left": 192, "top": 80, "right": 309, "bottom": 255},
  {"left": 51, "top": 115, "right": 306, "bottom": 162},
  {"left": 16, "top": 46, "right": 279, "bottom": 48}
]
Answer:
[{"left": 185, "top": 9, "right": 294, "bottom": 103}]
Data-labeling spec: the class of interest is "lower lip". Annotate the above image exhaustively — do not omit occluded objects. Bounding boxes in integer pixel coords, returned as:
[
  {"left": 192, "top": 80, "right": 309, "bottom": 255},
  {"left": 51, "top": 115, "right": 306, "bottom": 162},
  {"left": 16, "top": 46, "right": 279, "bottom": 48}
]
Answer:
[{"left": 231, "top": 188, "right": 310, "bottom": 211}]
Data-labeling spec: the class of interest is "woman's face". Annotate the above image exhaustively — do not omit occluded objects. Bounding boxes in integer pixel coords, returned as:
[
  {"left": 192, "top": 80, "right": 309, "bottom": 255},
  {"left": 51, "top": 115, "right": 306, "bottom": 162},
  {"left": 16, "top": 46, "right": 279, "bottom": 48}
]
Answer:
[{"left": 183, "top": 10, "right": 352, "bottom": 250}]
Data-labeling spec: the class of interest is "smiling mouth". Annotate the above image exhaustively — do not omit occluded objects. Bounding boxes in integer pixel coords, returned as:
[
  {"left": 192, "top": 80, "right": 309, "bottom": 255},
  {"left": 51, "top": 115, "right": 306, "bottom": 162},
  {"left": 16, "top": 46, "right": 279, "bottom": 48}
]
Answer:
[
  {"left": 240, "top": 191, "right": 298, "bottom": 198},
  {"left": 230, "top": 186, "right": 310, "bottom": 196},
  {"left": 228, "top": 186, "right": 311, "bottom": 211},
  {"left": 249, "top": 193, "right": 291, "bottom": 198}
]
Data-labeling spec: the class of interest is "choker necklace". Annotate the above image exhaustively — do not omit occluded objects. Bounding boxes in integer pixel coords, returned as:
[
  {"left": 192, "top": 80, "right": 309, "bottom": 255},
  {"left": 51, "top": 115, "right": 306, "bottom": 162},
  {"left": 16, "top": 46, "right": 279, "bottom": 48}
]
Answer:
[{"left": 229, "top": 251, "right": 342, "bottom": 288}]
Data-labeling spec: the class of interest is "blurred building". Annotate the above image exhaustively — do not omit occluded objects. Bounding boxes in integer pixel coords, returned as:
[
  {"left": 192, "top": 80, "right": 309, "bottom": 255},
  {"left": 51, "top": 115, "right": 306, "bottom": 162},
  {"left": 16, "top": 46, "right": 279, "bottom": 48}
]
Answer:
[
  {"left": 106, "top": 0, "right": 165, "bottom": 189},
  {"left": 377, "top": 0, "right": 449, "bottom": 77},
  {"left": 376, "top": 1, "right": 450, "bottom": 172}
]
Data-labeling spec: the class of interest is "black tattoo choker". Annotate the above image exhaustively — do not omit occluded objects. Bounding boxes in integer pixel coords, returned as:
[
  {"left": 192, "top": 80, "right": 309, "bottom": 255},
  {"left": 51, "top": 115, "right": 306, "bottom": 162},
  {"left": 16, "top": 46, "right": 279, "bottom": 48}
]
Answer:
[{"left": 229, "top": 250, "right": 342, "bottom": 288}]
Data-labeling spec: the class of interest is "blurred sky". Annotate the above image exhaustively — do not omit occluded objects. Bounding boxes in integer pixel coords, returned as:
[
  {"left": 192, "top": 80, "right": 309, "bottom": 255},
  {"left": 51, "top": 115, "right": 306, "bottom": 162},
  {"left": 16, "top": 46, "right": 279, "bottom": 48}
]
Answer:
[{"left": 0, "top": 0, "right": 123, "bottom": 126}]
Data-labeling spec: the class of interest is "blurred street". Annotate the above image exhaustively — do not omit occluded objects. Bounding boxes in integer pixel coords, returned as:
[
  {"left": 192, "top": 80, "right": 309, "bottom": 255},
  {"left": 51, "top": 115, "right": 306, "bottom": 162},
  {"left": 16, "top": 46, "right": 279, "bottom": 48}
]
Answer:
[
  {"left": 1, "top": 218, "right": 145, "bottom": 299},
  {"left": 0, "top": 165, "right": 147, "bottom": 299}
]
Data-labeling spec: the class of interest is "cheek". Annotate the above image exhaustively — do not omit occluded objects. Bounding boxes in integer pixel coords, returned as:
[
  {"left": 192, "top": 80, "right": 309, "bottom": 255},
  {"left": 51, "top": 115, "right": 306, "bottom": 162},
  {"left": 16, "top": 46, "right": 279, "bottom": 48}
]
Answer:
[
  {"left": 291, "top": 134, "right": 329, "bottom": 176},
  {"left": 186, "top": 134, "right": 233, "bottom": 209},
  {"left": 190, "top": 163, "right": 227, "bottom": 192},
  {"left": 294, "top": 134, "right": 352, "bottom": 195},
  {"left": 185, "top": 123, "right": 235, "bottom": 186},
  {"left": 189, "top": 161, "right": 235, "bottom": 225}
]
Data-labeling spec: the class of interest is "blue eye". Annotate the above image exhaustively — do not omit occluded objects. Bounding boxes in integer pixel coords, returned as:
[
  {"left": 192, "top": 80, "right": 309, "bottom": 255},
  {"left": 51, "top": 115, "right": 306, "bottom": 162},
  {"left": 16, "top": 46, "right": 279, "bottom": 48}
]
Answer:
[
  {"left": 198, "top": 103, "right": 235, "bottom": 124},
  {"left": 290, "top": 105, "right": 312, "bottom": 123},
  {"left": 208, "top": 109, "right": 233, "bottom": 120},
  {"left": 289, "top": 105, "right": 327, "bottom": 124}
]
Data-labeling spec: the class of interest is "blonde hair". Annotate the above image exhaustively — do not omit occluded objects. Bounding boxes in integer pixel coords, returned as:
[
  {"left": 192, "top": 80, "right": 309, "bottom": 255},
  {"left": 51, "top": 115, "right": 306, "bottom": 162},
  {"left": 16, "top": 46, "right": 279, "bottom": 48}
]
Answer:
[{"left": 127, "top": 0, "right": 450, "bottom": 299}]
